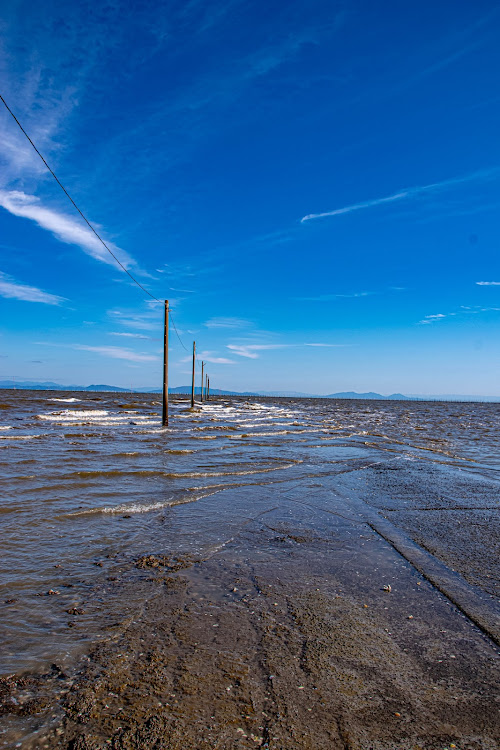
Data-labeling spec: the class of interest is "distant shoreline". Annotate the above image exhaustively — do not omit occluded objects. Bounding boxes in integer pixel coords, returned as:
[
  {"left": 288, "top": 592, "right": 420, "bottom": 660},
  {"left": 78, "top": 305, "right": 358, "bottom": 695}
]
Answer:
[{"left": 1, "top": 383, "right": 500, "bottom": 403}]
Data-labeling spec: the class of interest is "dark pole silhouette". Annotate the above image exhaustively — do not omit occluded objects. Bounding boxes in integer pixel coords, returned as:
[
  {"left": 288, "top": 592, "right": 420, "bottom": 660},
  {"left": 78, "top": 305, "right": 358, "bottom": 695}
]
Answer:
[
  {"left": 191, "top": 341, "right": 196, "bottom": 408},
  {"left": 162, "top": 300, "right": 169, "bottom": 426}
]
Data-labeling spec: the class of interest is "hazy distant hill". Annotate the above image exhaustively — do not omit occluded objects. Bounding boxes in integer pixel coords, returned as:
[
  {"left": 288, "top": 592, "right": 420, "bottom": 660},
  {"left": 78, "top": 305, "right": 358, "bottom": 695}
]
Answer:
[
  {"left": 0, "top": 380, "right": 131, "bottom": 392},
  {"left": 325, "top": 391, "right": 412, "bottom": 400},
  {"left": 1, "top": 381, "right": 499, "bottom": 402}
]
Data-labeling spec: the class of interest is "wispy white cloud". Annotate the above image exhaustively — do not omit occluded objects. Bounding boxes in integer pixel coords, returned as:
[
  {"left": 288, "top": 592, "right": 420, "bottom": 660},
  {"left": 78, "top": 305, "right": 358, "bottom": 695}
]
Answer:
[
  {"left": 36, "top": 340, "right": 159, "bottom": 362},
  {"left": 476, "top": 281, "right": 500, "bottom": 286},
  {"left": 0, "top": 271, "right": 65, "bottom": 305},
  {"left": 0, "top": 190, "right": 134, "bottom": 268},
  {"left": 419, "top": 305, "right": 500, "bottom": 325},
  {"left": 109, "top": 331, "right": 157, "bottom": 340},
  {"left": 205, "top": 317, "right": 252, "bottom": 329},
  {"left": 156, "top": 262, "right": 195, "bottom": 277},
  {"left": 301, "top": 168, "right": 500, "bottom": 223},
  {"left": 297, "top": 292, "right": 372, "bottom": 301},
  {"left": 419, "top": 313, "right": 447, "bottom": 325},
  {"left": 0, "top": 2, "right": 161, "bottom": 190},
  {"left": 74, "top": 345, "right": 159, "bottom": 363},
  {"left": 0, "top": 71, "right": 77, "bottom": 188},
  {"left": 107, "top": 302, "right": 163, "bottom": 331},
  {"left": 227, "top": 341, "right": 349, "bottom": 358},
  {"left": 196, "top": 350, "right": 235, "bottom": 364},
  {"left": 227, "top": 344, "right": 289, "bottom": 359}
]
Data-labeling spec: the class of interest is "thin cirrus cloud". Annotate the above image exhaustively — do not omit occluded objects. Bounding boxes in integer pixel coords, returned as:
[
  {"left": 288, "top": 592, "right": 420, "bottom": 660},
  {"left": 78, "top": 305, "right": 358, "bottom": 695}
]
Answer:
[
  {"left": 476, "top": 281, "right": 500, "bottom": 285},
  {"left": 418, "top": 306, "right": 500, "bottom": 324},
  {"left": 227, "top": 344, "right": 289, "bottom": 359},
  {"left": 0, "top": 271, "right": 65, "bottom": 305},
  {"left": 296, "top": 292, "right": 372, "bottom": 301},
  {"left": 204, "top": 317, "right": 252, "bottom": 329},
  {"left": 0, "top": 190, "right": 135, "bottom": 268},
  {"left": 36, "top": 341, "right": 159, "bottom": 362},
  {"left": 228, "top": 342, "right": 348, "bottom": 358},
  {"left": 74, "top": 345, "right": 159, "bottom": 362},
  {"left": 185, "top": 350, "right": 235, "bottom": 364},
  {"left": 300, "top": 168, "right": 500, "bottom": 223},
  {"left": 107, "top": 302, "right": 163, "bottom": 331},
  {"left": 109, "top": 331, "right": 156, "bottom": 340},
  {"left": 418, "top": 314, "right": 447, "bottom": 325}
]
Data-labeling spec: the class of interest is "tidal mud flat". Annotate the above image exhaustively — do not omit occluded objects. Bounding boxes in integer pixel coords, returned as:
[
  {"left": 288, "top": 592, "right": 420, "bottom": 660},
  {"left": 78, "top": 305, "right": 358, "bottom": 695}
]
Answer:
[{"left": 0, "top": 392, "right": 499, "bottom": 748}]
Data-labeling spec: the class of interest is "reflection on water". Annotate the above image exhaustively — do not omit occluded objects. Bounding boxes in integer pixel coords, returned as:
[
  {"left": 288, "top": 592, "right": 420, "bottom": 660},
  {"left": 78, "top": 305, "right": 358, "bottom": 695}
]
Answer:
[{"left": 1, "top": 390, "right": 499, "bottom": 674}]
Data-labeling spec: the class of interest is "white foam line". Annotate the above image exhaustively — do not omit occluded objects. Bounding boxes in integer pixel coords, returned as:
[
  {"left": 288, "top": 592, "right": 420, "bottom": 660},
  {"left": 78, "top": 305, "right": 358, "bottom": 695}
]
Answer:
[
  {"left": 0, "top": 434, "right": 43, "bottom": 440},
  {"left": 167, "top": 462, "right": 301, "bottom": 478},
  {"left": 48, "top": 398, "right": 82, "bottom": 402},
  {"left": 69, "top": 490, "right": 222, "bottom": 516}
]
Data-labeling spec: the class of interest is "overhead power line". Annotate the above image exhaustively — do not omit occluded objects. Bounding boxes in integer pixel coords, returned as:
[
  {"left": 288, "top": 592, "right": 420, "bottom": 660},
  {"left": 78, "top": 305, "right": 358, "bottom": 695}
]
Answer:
[
  {"left": 169, "top": 310, "right": 188, "bottom": 351},
  {"left": 0, "top": 93, "right": 160, "bottom": 302}
]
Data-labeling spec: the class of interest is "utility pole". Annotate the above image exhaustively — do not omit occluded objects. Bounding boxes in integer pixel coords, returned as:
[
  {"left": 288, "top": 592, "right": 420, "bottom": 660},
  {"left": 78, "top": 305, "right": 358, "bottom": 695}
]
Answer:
[
  {"left": 205, "top": 374, "right": 208, "bottom": 401},
  {"left": 191, "top": 341, "right": 196, "bottom": 408},
  {"left": 207, "top": 377, "right": 210, "bottom": 401},
  {"left": 200, "top": 361, "right": 204, "bottom": 403},
  {"left": 162, "top": 300, "right": 169, "bottom": 427}
]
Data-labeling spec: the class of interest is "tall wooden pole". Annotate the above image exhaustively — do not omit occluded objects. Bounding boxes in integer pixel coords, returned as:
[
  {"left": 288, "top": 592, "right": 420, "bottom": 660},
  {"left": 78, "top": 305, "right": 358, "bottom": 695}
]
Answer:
[
  {"left": 162, "top": 300, "right": 169, "bottom": 426},
  {"left": 207, "top": 377, "right": 210, "bottom": 401},
  {"left": 200, "top": 361, "right": 204, "bottom": 403},
  {"left": 191, "top": 341, "right": 196, "bottom": 408},
  {"left": 205, "top": 374, "right": 208, "bottom": 400}
]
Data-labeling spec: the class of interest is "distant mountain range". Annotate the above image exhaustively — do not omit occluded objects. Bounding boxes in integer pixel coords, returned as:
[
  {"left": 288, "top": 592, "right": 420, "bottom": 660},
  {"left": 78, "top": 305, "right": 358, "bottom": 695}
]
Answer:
[{"left": 1, "top": 380, "right": 499, "bottom": 402}]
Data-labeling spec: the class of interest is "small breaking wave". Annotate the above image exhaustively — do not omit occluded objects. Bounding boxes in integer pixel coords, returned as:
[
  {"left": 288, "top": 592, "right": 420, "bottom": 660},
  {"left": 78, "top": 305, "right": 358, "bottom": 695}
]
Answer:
[
  {"left": 37, "top": 408, "right": 161, "bottom": 426},
  {"left": 68, "top": 490, "right": 222, "bottom": 516},
  {"left": 0, "top": 434, "right": 44, "bottom": 440},
  {"left": 38, "top": 409, "right": 110, "bottom": 421},
  {"left": 48, "top": 397, "right": 82, "bottom": 403},
  {"left": 57, "top": 462, "right": 302, "bottom": 481},
  {"left": 163, "top": 462, "right": 301, "bottom": 478}
]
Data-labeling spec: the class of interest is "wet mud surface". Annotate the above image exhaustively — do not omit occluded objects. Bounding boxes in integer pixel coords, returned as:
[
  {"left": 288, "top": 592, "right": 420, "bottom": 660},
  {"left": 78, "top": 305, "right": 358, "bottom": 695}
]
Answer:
[
  {"left": 346, "top": 458, "right": 500, "bottom": 597},
  {"left": 1, "top": 393, "right": 499, "bottom": 747},
  {"left": 2, "top": 486, "right": 500, "bottom": 749}
]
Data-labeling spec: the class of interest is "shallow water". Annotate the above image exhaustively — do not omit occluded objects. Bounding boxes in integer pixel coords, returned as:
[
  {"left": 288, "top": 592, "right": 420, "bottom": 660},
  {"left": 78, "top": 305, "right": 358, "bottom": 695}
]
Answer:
[{"left": 1, "top": 390, "right": 499, "bottom": 676}]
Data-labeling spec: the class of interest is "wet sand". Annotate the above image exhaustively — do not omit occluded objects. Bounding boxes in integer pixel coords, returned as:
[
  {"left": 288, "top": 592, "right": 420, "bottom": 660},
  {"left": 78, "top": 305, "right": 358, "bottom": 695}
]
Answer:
[
  {"left": 1, "top": 394, "right": 499, "bottom": 748},
  {"left": 2, "top": 482, "right": 499, "bottom": 749}
]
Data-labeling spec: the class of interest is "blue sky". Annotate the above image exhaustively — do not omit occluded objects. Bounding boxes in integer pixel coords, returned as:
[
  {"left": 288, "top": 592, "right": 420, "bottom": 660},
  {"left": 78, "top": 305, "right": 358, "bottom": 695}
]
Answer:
[{"left": 1, "top": 0, "right": 500, "bottom": 395}]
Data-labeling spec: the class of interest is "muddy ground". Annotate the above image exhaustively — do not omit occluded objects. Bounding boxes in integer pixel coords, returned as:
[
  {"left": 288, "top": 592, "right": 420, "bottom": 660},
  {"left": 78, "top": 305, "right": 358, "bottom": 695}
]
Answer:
[{"left": 1, "top": 486, "right": 499, "bottom": 750}]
